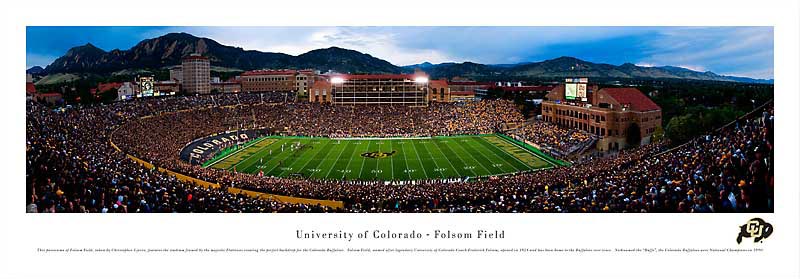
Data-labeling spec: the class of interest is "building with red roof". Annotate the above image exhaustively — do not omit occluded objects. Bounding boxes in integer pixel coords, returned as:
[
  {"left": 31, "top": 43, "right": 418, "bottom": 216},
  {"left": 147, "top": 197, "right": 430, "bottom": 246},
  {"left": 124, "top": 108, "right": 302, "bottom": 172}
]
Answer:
[
  {"left": 90, "top": 82, "right": 123, "bottom": 96},
  {"left": 241, "top": 69, "right": 301, "bottom": 93},
  {"left": 542, "top": 79, "right": 662, "bottom": 151},
  {"left": 26, "top": 82, "right": 36, "bottom": 94}
]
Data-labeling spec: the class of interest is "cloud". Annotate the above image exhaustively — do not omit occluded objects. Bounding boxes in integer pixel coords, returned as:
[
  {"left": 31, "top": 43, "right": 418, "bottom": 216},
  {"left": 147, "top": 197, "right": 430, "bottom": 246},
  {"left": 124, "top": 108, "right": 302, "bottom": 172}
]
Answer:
[
  {"left": 26, "top": 53, "right": 58, "bottom": 69},
  {"left": 637, "top": 27, "right": 773, "bottom": 78},
  {"left": 25, "top": 26, "right": 774, "bottom": 79}
]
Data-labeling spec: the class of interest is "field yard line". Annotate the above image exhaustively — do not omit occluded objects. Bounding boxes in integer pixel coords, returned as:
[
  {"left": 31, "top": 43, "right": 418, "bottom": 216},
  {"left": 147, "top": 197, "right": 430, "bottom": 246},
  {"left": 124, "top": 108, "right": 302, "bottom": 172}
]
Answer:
[
  {"left": 340, "top": 141, "right": 359, "bottom": 179},
  {"left": 279, "top": 139, "right": 327, "bottom": 177},
  {"left": 415, "top": 140, "right": 444, "bottom": 178},
  {"left": 449, "top": 137, "right": 493, "bottom": 175},
  {"left": 205, "top": 136, "right": 265, "bottom": 169},
  {"left": 408, "top": 140, "right": 430, "bottom": 179},
  {"left": 388, "top": 140, "right": 395, "bottom": 180},
  {"left": 397, "top": 141, "right": 412, "bottom": 180},
  {"left": 323, "top": 140, "right": 351, "bottom": 178},
  {"left": 357, "top": 140, "right": 372, "bottom": 179},
  {"left": 429, "top": 138, "right": 470, "bottom": 178},
  {"left": 488, "top": 135, "right": 553, "bottom": 169},
  {"left": 225, "top": 137, "right": 274, "bottom": 171},
  {"left": 374, "top": 142, "right": 381, "bottom": 179},
  {"left": 469, "top": 137, "right": 525, "bottom": 173},
  {"left": 495, "top": 134, "right": 557, "bottom": 168},
  {"left": 263, "top": 139, "right": 317, "bottom": 176},
  {"left": 262, "top": 141, "right": 296, "bottom": 175},
  {"left": 293, "top": 140, "right": 331, "bottom": 177},
  {"left": 437, "top": 139, "right": 479, "bottom": 177}
]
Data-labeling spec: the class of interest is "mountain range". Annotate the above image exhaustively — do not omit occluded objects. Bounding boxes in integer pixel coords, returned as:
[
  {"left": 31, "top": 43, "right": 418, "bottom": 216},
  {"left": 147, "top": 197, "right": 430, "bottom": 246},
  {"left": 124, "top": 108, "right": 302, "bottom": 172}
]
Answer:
[{"left": 33, "top": 32, "right": 772, "bottom": 84}]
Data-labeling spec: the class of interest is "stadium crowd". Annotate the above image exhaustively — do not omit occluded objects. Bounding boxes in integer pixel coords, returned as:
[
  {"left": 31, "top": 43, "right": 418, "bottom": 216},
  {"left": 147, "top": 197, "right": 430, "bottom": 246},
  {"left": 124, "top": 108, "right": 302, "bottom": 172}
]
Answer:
[
  {"left": 509, "top": 120, "right": 596, "bottom": 155},
  {"left": 26, "top": 92, "right": 773, "bottom": 213}
]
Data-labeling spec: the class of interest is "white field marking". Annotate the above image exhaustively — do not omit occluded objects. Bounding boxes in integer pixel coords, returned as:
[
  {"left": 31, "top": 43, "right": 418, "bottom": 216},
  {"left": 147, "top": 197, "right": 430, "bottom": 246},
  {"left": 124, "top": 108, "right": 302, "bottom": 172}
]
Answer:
[
  {"left": 357, "top": 140, "right": 373, "bottom": 179},
  {"left": 396, "top": 140, "right": 414, "bottom": 180},
  {"left": 447, "top": 137, "right": 492, "bottom": 175},
  {"left": 466, "top": 136, "right": 525, "bottom": 173},
  {"left": 488, "top": 135, "right": 556, "bottom": 170},
  {"left": 427, "top": 138, "right": 470, "bottom": 178},
  {"left": 323, "top": 139, "right": 351, "bottom": 178},
  {"left": 227, "top": 138, "right": 277, "bottom": 171},
  {"left": 293, "top": 140, "right": 331, "bottom": 177},
  {"left": 330, "top": 137, "right": 432, "bottom": 140},
  {"left": 413, "top": 140, "right": 442, "bottom": 178},
  {"left": 409, "top": 140, "right": 432, "bottom": 178},
  {"left": 261, "top": 143, "right": 296, "bottom": 176},
  {"left": 482, "top": 136, "right": 536, "bottom": 170},
  {"left": 388, "top": 140, "right": 395, "bottom": 180},
  {"left": 207, "top": 136, "right": 269, "bottom": 169},
  {"left": 340, "top": 141, "right": 360, "bottom": 179}
]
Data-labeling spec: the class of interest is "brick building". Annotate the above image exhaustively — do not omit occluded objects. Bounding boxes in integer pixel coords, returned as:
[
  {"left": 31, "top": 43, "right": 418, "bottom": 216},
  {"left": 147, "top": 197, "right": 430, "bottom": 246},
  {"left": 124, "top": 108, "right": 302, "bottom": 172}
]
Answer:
[
  {"left": 181, "top": 54, "right": 210, "bottom": 94},
  {"left": 210, "top": 80, "right": 242, "bottom": 94},
  {"left": 428, "top": 79, "right": 450, "bottom": 102},
  {"left": 541, "top": 82, "right": 662, "bottom": 151},
  {"left": 240, "top": 70, "right": 298, "bottom": 93},
  {"left": 309, "top": 79, "right": 332, "bottom": 103}
]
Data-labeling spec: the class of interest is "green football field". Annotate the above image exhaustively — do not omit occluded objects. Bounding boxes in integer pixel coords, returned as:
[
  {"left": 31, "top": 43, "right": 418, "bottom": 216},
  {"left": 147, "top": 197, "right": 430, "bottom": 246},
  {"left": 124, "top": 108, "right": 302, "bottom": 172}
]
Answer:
[{"left": 204, "top": 134, "right": 561, "bottom": 181}]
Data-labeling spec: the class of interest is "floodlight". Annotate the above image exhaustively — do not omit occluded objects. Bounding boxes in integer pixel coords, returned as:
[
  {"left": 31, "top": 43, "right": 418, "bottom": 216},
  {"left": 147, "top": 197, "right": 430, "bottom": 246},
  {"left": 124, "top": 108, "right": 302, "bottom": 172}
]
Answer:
[
  {"left": 331, "top": 77, "right": 345, "bottom": 84},
  {"left": 414, "top": 76, "right": 429, "bottom": 83}
]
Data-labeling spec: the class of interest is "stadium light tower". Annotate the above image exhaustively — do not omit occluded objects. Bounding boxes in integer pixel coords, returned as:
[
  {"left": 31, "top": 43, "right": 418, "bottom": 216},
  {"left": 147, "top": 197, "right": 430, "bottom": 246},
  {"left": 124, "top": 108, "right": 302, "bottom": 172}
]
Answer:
[
  {"left": 414, "top": 76, "right": 429, "bottom": 83},
  {"left": 331, "top": 77, "right": 345, "bottom": 84}
]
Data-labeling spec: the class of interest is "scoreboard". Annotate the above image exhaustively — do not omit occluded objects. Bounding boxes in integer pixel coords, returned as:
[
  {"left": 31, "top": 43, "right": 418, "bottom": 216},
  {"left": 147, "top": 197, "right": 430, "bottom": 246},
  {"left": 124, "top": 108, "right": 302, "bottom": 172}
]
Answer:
[
  {"left": 138, "top": 76, "right": 154, "bottom": 97},
  {"left": 564, "top": 78, "right": 589, "bottom": 102}
]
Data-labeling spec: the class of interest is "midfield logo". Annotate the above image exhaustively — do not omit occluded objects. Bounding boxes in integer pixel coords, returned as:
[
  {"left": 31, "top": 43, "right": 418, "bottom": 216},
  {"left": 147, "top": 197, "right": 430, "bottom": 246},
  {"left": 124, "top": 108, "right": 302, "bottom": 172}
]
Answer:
[
  {"left": 361, "top": 151, "right": 396, "bottom": 159},
  {"left": 736, "top": 218, "right": 773, "bottom": 244}
]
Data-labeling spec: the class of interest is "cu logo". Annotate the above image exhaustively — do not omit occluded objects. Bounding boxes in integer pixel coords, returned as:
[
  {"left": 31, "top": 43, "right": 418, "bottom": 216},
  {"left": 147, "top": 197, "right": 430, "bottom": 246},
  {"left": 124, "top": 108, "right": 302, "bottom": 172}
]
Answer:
[{"left": 736, "top": 218, "right": 773, "bottom": 244}]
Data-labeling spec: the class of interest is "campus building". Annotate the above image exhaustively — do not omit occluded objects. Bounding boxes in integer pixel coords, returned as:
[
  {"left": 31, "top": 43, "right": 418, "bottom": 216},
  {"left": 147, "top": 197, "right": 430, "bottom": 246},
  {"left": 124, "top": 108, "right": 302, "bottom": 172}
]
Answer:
[
  {"left": 169, "top": 66, "right": 183, "bottom": 83},
  {"left": 154, "top": 80, "right": 180, "bottom": 96},
  {"left": 240, "top": 70, "right": 298, "bottom": 93},
  {"left": 181, "top": 54, "right": 210, "bottom": 94},
  {"left": 314, "top": 74, "right": 430, "bottom": 105},
  {"left": 428, "top": 79, "right": 450, "bottom": 102},
  {"left": 210, "top": 80, "right": 242, "bottom": 94},
  {"left": 541, "top": 79, "right": 662, "bottom": 151},
  {"left": 449, "top": 91, "right": 476, "bottom": 102},
  {"left": 309, "top": 79, "right": 332, "bottom": 103}
]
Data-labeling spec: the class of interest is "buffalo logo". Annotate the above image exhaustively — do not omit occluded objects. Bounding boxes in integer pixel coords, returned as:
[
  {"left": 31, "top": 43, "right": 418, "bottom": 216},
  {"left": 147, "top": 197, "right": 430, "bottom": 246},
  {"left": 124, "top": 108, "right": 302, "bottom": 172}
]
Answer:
[
  {"left": 736, "top": 218, "right": 773, "bottom": 244},
  {"left": 361, "top": 151, "right": 396, "bottom": 159}
]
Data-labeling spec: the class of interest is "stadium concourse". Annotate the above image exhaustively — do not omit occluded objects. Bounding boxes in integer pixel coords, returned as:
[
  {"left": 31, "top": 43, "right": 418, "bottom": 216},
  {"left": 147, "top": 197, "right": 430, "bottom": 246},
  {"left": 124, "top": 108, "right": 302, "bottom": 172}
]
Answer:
[{"left": 26, "top": 93, "right": 773, "bottom": 213}]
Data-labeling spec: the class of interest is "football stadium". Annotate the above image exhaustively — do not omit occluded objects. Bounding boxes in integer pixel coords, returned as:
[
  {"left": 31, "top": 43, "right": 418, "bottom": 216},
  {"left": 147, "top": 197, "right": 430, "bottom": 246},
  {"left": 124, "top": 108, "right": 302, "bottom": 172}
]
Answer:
[
  {"left": 26, "top": 80, "right": 774, "bottom": 213},
  {"left": 201, "top": 135, "right": 561, "bottom": 181},
  {"left": 26, "top": 49, "right": 774, "bottom": 213}
]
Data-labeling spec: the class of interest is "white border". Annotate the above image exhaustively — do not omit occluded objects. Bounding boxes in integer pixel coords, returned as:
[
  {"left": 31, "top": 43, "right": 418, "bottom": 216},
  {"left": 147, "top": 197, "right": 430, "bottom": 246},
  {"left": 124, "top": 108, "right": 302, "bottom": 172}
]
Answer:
[{"left": 2, "top": 0, "right": 798, "bottom": 278}]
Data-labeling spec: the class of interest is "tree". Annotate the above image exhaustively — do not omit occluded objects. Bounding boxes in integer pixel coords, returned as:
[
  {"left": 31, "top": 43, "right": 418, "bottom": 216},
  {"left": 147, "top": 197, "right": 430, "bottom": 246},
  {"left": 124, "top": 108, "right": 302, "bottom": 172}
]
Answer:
[
  {"left": 651, "top": 125, "right": 665, "bottom": 143},
  {"left": 665, "top": 114, "right": 700, "bottom": 144}
]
